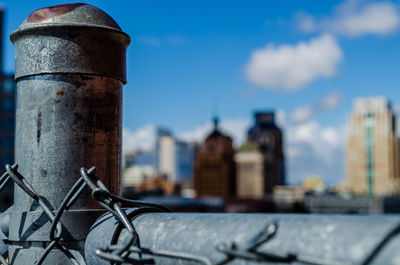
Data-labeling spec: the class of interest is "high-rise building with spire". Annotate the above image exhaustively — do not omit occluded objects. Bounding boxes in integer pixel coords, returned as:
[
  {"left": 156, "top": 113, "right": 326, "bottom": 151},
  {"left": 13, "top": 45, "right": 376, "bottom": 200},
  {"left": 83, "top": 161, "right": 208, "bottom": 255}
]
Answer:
[
  {"left": 346, "top": 97, "right": 400, "bottom": 196},
  {"left": 193, "top": 117, "right": 236, "bottom": 199}
]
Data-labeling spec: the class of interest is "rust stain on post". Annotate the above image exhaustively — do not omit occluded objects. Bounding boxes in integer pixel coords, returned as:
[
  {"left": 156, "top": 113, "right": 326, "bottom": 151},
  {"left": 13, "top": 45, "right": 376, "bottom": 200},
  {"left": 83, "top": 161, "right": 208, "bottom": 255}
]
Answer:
[{"left": 27, "top": 3, "right": 86, "bottom": 23}]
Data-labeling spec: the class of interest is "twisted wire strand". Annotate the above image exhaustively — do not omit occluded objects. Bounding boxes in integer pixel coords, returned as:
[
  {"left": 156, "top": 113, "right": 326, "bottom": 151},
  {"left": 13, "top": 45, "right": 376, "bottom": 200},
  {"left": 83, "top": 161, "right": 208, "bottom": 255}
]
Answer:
[{"left": 0, "top": 164, "right": 394, "bottom": 265}]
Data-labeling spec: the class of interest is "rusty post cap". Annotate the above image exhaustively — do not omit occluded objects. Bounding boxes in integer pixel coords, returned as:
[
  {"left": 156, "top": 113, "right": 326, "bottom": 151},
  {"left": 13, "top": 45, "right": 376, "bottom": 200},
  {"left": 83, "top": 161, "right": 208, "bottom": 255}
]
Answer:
[
  {"left": 12, "top": 3, "right": 127, "bottom": 36},
  {"left": 10, "top": 3, "right": 130, "bottom": 83}
]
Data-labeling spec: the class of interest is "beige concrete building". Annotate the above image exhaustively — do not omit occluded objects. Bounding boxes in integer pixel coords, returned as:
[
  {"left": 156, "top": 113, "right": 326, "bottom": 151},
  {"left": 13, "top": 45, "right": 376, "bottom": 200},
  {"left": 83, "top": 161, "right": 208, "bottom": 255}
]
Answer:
[
  {"left": 122, "top": 165, "right": 159, "bottom": 187},
  {"left": 157, "top": 130, "right": 176, "bottom": 183},
  {"left": 303, "top": 176, "right": 325, "bottom": 193},
  {"left": 273, "top": 185, "right": 305, "bottom": 204},
  {"left": 235, "top": 143, "right": 265, "bottom": 199},
  {"left": 347, "top": 97, "right": 400, "bottom": 196}
]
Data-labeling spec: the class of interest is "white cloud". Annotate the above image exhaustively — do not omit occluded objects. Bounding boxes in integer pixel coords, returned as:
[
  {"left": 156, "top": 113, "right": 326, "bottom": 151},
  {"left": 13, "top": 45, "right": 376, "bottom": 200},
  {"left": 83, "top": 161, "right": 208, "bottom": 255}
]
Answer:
[
  {"left": 285, "top": 119, "right": 346, "bottom": 185},
  {"left": 178, "top": 123, "right": 213, "bottom": 144},
  {"left": 122, "top": 125, "right": 157, "bottom": 154},
  {"left": 178, "top": 119, "right": 251, "bottom": 147},
  {"left": 317, "top": 91, "right": 344, "bottom": 111},
  {"left": 296, "top": 12, "right": 316, "bottom": 33},
  {"left": 298, "top": 0, "right": 400, "bottom": 37},
  {"left": 321, "top": 127, "right": 341, "bottom": 146},
  {"left": 289, "top": 91, "right": 344, "bottom": 123},
  {"left": 276, "top": 109, "right": 286, "bottom": 127},
  {"left": 290, "top": 106, "right": 314, "bottom": 123},
  {"left": 221, "top": 119, "right": 252, "bottom": 145},
  {"left": 123, "top": 119, "right": 251, "bottom": 155},
  {"left": 244, "top": 34, "right": 343, "bottom": 91},
  {"left": 288, "top": 120, "right": 318, "bottom": 144}
]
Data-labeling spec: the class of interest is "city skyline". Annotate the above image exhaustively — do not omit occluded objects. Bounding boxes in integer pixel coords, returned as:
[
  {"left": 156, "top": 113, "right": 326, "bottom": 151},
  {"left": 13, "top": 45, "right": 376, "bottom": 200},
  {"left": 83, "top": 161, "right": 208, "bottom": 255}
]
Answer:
[{"left": 2, "top": 0, "right": 400, "bottom": 185}]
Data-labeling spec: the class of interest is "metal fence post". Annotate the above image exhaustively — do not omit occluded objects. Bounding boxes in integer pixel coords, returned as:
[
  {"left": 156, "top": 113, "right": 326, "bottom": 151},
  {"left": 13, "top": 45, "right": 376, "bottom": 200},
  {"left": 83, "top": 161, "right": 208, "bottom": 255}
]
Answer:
[{"left": 8, "top": 4, "right": 130, "bottom": 264}]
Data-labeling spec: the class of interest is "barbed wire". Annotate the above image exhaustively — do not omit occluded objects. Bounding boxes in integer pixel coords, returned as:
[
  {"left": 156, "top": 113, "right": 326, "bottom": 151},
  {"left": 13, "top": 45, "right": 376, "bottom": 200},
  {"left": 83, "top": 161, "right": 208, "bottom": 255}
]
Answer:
[
  {"left": 0, "top": 164, "right": 395, "bottom": 265},
  {"left": 0, "top": 164, "right": 81, "bottom": 265},
  {"left": 79, "top": 167, "right": 348, "bottom": 265}
]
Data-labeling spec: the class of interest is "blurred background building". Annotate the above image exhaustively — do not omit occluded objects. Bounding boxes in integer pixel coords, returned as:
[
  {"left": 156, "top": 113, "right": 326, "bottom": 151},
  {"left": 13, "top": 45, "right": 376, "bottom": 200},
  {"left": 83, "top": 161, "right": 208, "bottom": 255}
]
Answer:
[
  {"left": 175, "top": 141, "right": 197, "bottom": 184},
  {"left": 119, "top": 98, "right": 400, "bottom": 214},
  {"left": 156, "top": 129, "right": 176, "bottom": 182},
  {"left": 235, "top": 142, "right": 265, "bottom": 198},
  {"left": 236, "top": 111, "right": 285, "bottom": 198},
  {"left": 193, "top": 117, "right": 236, "bottom": 200},
  {"left": 346, "top": 98, "right": 400, "bottom": 196},
  {"left": 0, "top": 8, "right": 15, "bottom": 211}
]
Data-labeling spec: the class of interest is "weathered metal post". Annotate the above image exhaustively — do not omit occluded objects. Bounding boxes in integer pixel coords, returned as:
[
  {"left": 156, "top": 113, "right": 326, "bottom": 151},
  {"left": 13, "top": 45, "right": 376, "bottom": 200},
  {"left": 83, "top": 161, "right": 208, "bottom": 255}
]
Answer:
[{"left": 9, "top": 3, "right": 130, "bottom": 264}]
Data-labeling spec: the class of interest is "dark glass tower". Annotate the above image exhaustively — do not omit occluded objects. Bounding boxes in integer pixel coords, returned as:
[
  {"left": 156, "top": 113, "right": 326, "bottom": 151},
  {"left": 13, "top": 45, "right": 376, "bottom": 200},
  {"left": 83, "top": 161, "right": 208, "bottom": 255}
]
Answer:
[
  {"left": 0, "top": 7, "right": 16, "bottom": 211},
  {"left": 247, "top": 112, "right": 285, "bottom": 193}
]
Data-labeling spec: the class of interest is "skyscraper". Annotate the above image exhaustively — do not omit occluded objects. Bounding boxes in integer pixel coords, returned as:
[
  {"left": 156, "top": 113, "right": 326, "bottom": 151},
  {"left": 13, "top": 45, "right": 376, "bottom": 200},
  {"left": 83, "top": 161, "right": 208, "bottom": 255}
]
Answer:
[
  {"left": 346, "top": 97, "right": 400, "bottom": 196},
  {"left": 194, "top": 117, "right": 235, "bottom": 199},
  {"left": 0, "top": 7, "right": 16, "bottom": 211},
  {"left": 154, "top": 129, "right": 197, "bottom": 184},
  {"left": 235, "top": 142, "right": 265, "bottom": 198},
  {"left": 156, "top": 129, "right": 176, "bottom": 182},
  {"left": 175, "top": 141, "right": 198, "bottom": 183},
  {"left": 0, "top": 75, "right": 14, "bottom": 167},
  {"left": 236, "top": 112, "right": 285, "bottom": 198}
]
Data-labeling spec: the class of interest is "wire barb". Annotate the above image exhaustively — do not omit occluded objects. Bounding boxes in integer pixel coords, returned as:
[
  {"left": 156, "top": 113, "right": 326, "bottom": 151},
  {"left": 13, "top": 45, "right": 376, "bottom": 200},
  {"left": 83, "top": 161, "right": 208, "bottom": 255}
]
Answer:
[
  {"left": 0, "top": 165, "right": 364, "bottom": 265},
  {"left": 80, "top": 166, "right": 349, "bottom": 265},
  {"left": 0, "top": 164, "right": 82, "bottom": 265}
]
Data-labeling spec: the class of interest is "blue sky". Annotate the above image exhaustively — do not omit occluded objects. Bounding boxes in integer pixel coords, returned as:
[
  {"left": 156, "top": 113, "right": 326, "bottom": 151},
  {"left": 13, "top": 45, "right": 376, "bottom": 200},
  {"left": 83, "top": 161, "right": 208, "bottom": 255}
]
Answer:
[{"left": 3, "top": 0, "right": 400, "bottom": 185}]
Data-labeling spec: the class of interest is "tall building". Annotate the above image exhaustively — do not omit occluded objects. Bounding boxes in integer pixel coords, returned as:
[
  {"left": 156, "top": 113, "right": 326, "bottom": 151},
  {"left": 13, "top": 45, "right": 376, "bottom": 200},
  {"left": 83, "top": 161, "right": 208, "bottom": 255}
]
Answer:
[
  {"left": 0, "top": 7, "right": 16, "bottom": 211},
  {"left": 156, "top": 129, "right": 176, "bottom": 182},
  {"left": 175, "top": 141, "right": 197, "bottom": 183},
  {"left": 236, "top": 112, "right": 284, "bottom": 198},
  {"left": 194, "top": 117, "right": 235, "bottom": 199},
  {"left": 346, "top": 97, "right": 400, "bottom": 196},
  {"left": 0, "top": 8, "right": 14, "bottom": 168},
  {"left": 235, "top": 142, "right": 265, "bottom": 198},
  {"left": 156, "top": 130, "right": 197, "bottom": 184},
  {"left": 0, "top": 75, "right": 14, "bottom": 167}
]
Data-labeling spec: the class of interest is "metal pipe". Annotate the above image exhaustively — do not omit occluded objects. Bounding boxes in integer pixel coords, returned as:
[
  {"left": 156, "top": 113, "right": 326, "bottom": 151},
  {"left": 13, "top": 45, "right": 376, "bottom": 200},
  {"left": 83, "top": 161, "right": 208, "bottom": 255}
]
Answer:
[
  {"left": 9, "top": 4, "right": 130, "bottom": 264},
  {"left": 85, "top": 211, "right": 400, "bottom": 265}
]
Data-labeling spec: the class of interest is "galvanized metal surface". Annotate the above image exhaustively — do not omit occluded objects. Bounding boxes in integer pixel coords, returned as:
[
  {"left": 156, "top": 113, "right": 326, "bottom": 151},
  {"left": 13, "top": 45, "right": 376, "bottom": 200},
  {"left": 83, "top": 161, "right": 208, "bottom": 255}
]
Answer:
[
  {"left": 14, "top": 74, "right": 122, "bottom": 211},
  {"left": 8, "top": 3, "right": 130, "bottom": 264},
  {"left": 11, "top": 3, "right": 130, "bottom": 83},
  {"left": 85, "top": 211, "right": 400, "bottom": 265},
  {"left": 80, "top": 168, "right": 400, "bottom": 265}
]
